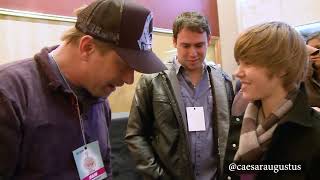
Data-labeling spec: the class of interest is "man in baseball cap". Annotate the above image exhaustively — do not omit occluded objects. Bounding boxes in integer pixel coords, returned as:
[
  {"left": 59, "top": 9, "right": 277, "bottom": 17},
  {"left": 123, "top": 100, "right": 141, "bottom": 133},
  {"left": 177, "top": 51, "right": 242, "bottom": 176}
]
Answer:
[
  {"left": 76, "top": 0, "right": 166, "bottom": 74},
  {"left": 0, "top": 0, "right": 164, "bottom": 179}
]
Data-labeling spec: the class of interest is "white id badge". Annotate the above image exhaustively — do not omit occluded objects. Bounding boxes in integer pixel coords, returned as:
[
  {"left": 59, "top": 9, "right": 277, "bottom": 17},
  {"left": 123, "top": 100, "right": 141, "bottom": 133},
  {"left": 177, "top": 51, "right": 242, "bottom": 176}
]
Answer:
[
  {"left": 72, "top": 141, "right": 107, "bottom": 180},
  {"left": 186, "top": 107, "right": 206, "bottom": 131}
]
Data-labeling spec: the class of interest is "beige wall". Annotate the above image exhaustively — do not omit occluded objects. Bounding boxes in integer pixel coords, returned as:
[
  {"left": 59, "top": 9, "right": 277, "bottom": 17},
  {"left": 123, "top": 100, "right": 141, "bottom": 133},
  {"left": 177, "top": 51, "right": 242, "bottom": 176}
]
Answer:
[
  {"left": 216, "top": 0, "right": 239, "bottom": 80},
  {"left": 0, "top": 15, "right": 71, "bottom": 64},
  {"left": 217, "top": 0, "right": 320, "bottom": 79},
  {"left": 0, "top": 15, "right": 173, "bottom": 113}
]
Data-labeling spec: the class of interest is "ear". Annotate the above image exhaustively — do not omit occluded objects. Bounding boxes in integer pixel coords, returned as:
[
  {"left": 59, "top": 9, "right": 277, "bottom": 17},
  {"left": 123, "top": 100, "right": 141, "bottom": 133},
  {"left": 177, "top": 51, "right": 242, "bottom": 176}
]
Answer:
[
  {"left": 78, "top": 35, "right": 95, "bottom": 60},
  {"left": 173, "top": 37, "right": 177, "bottom": 48},
  {"left": 278, "top": 69, "right": 287, "bottom": 78}
]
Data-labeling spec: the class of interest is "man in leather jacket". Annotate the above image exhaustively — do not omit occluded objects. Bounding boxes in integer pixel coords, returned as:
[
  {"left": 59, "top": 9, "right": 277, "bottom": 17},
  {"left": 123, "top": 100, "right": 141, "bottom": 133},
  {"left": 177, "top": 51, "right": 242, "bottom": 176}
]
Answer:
[{"left": 125, "top": 12, "right": 234, "bottom": 180}]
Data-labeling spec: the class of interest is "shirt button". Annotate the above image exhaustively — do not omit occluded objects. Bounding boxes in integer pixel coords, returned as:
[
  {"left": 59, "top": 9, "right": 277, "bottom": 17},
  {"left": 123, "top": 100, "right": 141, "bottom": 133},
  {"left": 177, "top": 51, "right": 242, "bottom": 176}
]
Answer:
[
  {"left": 232, "top": 144, "right": 237, "bottom": 148},
  {"left": 236, "top": 118, "right": 240, "bottom": 122},
  {"left": 227, "top": 176, "right": 231, "bottom": 180}
]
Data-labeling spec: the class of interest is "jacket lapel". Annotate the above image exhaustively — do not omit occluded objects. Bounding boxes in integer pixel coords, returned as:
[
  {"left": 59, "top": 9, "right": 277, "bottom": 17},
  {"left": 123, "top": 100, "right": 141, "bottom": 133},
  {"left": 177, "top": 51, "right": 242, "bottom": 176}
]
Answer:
[
  {"left": 208, "top": 64, "right": 231, "bottom": 170},
  {"left": 163, "top": 62, "right": 189, "bottom": 135}
]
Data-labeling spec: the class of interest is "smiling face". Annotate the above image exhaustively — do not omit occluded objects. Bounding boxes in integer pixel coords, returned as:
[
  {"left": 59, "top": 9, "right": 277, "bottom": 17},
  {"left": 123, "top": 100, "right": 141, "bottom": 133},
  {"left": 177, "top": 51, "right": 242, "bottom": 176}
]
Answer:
[
  {"left": 234, "top": 61, "right": 285, "bottom": 101},
  {"left": 173, "top": 28, "right": 210, "bottom": 72},
  {"left": 234, "top": 22, "right": 307, "bottom": 92}
]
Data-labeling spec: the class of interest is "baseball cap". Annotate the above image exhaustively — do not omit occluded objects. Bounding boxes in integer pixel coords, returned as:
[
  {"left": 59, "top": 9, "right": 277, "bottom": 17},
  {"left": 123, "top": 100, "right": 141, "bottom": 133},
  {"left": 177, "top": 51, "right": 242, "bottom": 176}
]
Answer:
[{"left": 75, "top": 0, "right": 167, "bottom": 74}]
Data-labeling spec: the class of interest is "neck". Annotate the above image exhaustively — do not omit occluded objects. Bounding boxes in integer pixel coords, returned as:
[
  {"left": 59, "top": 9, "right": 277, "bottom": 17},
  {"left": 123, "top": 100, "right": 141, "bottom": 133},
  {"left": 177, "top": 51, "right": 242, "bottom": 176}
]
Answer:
[
  {"left": 185, "top": 68, "right": 203, "bottom": 86},
  {"left": 261, "top": 86, "right": 288, "bottom": 118},
  {"left": 51, "top": 43, "right": 82, "bottom": 86}
]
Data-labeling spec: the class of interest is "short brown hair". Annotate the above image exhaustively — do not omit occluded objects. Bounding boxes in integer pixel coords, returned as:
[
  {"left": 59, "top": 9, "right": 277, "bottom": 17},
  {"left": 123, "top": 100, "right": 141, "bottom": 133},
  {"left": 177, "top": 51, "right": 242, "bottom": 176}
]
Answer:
[
  {"left": 172, "top": 12, "right": 211, "bottom": 39},
  {"left": 234, "top": 21, "right": 307, "bottom": 90},
  {"left": 61, "top": 6, "right": 114, "bottom": 54}
]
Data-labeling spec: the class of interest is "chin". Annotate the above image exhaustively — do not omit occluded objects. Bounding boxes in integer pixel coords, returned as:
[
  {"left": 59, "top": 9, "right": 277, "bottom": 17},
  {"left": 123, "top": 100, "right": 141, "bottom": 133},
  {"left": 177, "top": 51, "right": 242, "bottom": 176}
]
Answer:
[
  {"left": 90, "top": 90, "right": 108, "bottom": 98},
  {"left": 99, "top": 92, "right": 111, "bottom": 98},
  {"left": 242, "top": 93, "right": 257, "bottom": 102}
]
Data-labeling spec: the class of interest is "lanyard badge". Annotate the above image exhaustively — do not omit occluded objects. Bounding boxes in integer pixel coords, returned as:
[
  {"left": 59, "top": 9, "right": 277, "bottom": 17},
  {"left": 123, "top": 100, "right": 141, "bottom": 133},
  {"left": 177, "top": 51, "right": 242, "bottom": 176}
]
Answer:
[
  {"left": 70, "top": 94, "right": 107, "bottom": 180},
  {"left": 186, "top": 106, "right": 206, "bottom": 131},
  {"left": 73, "top": 141, "right": 107, "bottom": 180}
]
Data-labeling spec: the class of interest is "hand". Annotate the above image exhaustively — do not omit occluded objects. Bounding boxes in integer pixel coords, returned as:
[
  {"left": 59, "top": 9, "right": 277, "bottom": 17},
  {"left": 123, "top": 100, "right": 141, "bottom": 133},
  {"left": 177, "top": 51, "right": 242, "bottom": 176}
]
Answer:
[
  {"left": 310, "top": 56, "right": 320, "bottom": 69},
  {"left": 312, "top": 107, "right": 320, "bottom": 112}
]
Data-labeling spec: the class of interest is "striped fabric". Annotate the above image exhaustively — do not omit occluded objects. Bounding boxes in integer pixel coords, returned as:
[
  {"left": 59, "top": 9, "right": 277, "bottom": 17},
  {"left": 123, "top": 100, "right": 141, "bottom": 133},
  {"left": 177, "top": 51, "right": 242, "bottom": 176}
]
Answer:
[{"left": 234, "top": 90, "right": 298, "bottom": 162}]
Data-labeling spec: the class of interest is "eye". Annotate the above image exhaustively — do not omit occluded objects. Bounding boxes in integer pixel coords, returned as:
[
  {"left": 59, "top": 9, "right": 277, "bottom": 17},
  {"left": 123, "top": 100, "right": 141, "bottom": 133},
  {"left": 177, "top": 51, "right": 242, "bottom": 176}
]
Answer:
[
  {"left": 182, "top": 44, "right": 190, "bottom": 48},
  {"left": 195, "top": 43, "right": 204, "bottom": 48},
  {"left": 243, "top": 61, "right": 252, "bottom": 66},
  {"left": 238, "top": 61, "right": 252, "bottom": 67}
]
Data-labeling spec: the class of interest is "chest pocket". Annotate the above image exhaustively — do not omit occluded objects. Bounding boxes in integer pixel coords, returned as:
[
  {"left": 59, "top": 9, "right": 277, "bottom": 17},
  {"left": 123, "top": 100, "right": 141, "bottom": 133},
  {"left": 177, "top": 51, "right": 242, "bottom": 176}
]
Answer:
[{"left": 152, "top": 94, "right": 178, "bottom": 129}]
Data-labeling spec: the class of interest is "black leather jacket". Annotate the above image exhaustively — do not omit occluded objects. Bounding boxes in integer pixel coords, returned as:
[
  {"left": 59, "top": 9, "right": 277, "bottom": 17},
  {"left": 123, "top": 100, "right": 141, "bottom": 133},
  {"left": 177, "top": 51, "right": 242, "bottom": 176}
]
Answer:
[{"left": 125, "top": 61, "right": 234, "bottom": 180}]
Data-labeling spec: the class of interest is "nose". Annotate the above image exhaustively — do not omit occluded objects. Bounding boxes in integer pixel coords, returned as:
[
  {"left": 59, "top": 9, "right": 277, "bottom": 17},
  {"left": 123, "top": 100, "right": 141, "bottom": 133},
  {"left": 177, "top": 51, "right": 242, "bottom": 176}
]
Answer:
[
  {"left": 189, "top": 47, "right": 197, "bottom": 57},
  {"left": 233, "top": 65, "right": 244, "bottom": 79},
  {"left": 123, "top": 68, "right": 134, "bottom": 85}
]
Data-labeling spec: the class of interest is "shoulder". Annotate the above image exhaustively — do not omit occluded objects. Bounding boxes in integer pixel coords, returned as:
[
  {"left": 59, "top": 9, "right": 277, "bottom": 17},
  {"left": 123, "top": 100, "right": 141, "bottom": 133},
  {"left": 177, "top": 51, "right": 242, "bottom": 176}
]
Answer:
[
  {"left": 0, "top": 59, "right": 35, "bottom": 77},
  {"left": 0, "top": 59, "right": 37, "bottom": 93},
  {"left": 135, "top": 73, "right": 164, "bottom": 93},
  {"left": 206, "top": 61, "right": 232, "bottom": 82},
  {"left": 138, "top": 60, "right": 174, "bottom": 84},
  {"left": 139, "top": 72, "right": 163, "bottom": 85}
]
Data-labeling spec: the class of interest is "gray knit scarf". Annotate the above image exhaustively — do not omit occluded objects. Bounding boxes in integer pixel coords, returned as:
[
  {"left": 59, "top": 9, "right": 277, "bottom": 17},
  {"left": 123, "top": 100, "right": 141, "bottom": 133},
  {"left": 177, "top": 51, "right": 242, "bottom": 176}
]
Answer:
[{"left": 234, "top": 90, "right": 298, "bottom": 162}]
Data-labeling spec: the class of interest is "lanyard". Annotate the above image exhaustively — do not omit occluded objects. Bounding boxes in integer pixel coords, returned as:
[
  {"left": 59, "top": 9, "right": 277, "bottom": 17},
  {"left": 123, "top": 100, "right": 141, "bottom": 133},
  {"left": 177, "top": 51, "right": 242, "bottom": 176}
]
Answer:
[
  {"left": 73, "top": 95, "right": 87, "bottom": 146},
  {"left": 49, "top": 53, "right": 87, "bottom": 146}
]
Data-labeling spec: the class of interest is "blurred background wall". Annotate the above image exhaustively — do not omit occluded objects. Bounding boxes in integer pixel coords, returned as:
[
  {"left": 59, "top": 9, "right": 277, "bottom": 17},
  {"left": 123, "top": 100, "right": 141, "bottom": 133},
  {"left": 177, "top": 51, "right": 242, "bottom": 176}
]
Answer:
[
  {"left": 0, "top": 0, "right": 220, "bottom": 112},
  {"left": 1, "top": 0, "right": 320, "bottom": 112}
]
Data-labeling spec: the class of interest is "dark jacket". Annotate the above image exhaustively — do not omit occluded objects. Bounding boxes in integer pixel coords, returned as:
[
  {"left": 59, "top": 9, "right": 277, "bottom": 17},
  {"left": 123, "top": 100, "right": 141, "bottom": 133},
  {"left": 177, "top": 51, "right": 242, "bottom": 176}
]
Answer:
[
  {"left": 224, "top": 87, "right": 320, "bottom": 180},
  {"left": 125, "top": 61, "right": 234, "bottom": 180},
  {"left": 0, "top": 47, "right": 112, "bottom": 180}
]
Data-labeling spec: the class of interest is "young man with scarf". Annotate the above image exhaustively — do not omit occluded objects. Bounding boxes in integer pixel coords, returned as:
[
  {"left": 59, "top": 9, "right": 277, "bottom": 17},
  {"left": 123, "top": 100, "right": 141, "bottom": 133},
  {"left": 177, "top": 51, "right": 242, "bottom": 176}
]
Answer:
[{"left": 224, "top": 21, "right": 320, "bottom": 180}]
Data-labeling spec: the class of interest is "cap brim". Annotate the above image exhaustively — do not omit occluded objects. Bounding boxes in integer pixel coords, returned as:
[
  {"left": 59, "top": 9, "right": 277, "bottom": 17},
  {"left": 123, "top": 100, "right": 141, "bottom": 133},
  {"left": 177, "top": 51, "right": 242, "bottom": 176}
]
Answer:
[{"left": 114, "top": 48, "right": 167, "bottom": 74}]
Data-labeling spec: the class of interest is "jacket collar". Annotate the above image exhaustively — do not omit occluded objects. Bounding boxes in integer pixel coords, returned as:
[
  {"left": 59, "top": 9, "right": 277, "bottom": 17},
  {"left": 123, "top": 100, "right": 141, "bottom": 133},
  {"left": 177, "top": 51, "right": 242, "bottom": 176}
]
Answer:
[
  {"left": 281, "top": 84, "right": 313, "bottom": 127},
  {"left": 34, "top": 45, "right": 64, "bottom": 91},
  {"left": 163, "top": 60, "right": 188, "bottom": 131}
]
